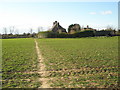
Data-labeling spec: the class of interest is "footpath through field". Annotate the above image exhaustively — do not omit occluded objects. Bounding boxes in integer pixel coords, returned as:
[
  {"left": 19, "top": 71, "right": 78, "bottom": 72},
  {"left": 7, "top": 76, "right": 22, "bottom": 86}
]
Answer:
[
  {"left": 34, "top": 39, "right": 50, "bottom": 88},
  {"left": 35, "top": 37, "right": 118, "bottom": 88}
]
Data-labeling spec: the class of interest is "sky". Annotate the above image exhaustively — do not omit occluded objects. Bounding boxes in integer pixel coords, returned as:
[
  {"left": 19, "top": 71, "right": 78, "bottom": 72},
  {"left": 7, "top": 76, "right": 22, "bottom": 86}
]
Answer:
[{"left": 0, "top": 0, "right": 119, "bottom": 34}]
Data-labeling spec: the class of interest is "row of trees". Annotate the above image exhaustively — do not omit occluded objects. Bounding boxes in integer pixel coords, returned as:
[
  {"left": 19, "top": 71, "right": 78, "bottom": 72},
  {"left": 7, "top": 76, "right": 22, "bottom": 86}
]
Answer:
[
  {"left": 1, "top": 26, "right": 45, "bottom": 39},
  {"left": 2, "top": 33, "right": 37, "bottom": 39},
  {"left": 1, "top": 25, "right": 120, "bottom": 39},
  {"left": 2, "top": 26, "right": 44, "bottom": 35}
]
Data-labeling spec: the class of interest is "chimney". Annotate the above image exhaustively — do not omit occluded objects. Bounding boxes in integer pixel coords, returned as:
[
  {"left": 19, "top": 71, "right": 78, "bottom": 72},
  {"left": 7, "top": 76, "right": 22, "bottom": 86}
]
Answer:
[{"left": 53, "top": 21, "right": 58, "bottom": 25}]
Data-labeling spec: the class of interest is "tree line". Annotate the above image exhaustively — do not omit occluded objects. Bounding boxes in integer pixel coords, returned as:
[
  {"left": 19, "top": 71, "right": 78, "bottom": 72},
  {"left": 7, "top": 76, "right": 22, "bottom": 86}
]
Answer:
[
  {"left": 1, "top": 26, "right": 44, "bottom": 39},
  {"left": 1, "top": 25, "right": 120, "bottom": 39}
]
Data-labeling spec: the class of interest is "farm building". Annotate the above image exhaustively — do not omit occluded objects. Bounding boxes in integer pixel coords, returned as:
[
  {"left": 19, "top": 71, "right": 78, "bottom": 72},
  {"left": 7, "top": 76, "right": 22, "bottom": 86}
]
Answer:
[
  {"left": 50, "top": 21, "right": 67, "bottom": 33},
  {"left": 82, "top": 25, "right": 96, "bottom": 31},
  {"left": 68, "top": 24, "right": 81, "bottom": 34}
]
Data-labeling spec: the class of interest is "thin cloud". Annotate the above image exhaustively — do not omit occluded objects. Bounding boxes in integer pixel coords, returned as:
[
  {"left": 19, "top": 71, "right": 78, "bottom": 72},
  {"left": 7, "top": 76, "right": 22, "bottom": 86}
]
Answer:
[
  {"left": 100, "top": 10, "right": 112, "bottom": 15},
  {"left": 89, "top": 12, "right": 97, "bottom": 15}
]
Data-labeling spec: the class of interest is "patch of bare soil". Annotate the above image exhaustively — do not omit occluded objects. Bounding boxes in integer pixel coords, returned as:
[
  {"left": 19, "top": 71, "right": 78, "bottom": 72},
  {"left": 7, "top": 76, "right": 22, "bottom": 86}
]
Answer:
[{"left": 34, "top": 39, "right": 50, "bottom": 88}]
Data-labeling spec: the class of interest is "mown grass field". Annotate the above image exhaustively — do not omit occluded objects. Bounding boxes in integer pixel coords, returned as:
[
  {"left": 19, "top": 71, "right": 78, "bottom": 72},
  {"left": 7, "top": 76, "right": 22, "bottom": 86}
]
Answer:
[
  {"left": 2, "top": 38, "right": 41, "bottom": 88},
  {"left": 37, "top": 36, "right": 118, "bottom": 88}
]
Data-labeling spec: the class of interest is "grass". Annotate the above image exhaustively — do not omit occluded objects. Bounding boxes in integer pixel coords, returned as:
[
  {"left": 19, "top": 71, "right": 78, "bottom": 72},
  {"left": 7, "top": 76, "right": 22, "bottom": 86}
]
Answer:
[
  {"left": 2, "top": 36, "right": 119, "bottom": 88},
  {"left": 2, "top": 38, "right": 41, "bottom": 88},
  {"left": 37, "top": 36, "right": 119, "bottom": 88}
]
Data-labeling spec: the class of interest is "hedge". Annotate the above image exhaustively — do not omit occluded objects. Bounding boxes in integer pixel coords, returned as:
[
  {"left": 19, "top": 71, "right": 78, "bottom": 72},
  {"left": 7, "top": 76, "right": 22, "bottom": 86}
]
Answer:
[{"left": 38, "top": 30, "right": 114, "bottom": 38}]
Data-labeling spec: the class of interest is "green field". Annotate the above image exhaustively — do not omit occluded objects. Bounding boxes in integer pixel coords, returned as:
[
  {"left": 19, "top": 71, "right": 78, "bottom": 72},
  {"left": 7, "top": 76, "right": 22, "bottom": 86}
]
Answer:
[
  {"left": 2, "top": 36, "right": 119, "bottom": 88},
  {"left": 2, "top": 38, "right": 40, "bottom": 88},
  {"left": 37, "top": 36, "right": 118, "bottom": 88}
]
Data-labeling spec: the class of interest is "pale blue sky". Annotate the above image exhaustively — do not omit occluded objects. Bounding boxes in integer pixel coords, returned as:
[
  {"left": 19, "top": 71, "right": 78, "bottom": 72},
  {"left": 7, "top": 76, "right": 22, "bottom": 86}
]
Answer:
[{"left": 0, "top": 0, "right": 119, "bottom": 34}]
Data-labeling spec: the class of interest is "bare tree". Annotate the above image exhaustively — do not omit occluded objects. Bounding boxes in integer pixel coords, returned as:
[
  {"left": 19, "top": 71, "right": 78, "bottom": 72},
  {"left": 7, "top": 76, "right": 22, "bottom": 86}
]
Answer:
[
  {"left": 38, "top": 26, "right": 43, "bottom": 33},
  {"left": 3, "top": 27, "right": 7, "bottom": 34},
  {"left": 15, "top": 29, "right": 19, "bottom": 35},
  {"left": 30, "top": 28, "right": 33, "bottom": 34},
  {"left": 38, "top": 27, "right": 40, "bottom": 33},
  {"left": 106, "top": 25, "right": 114, "bottom": 30},
  {"left": 81, "top": 25, "right": 84, "bottom": 30},
  {"left": 9, "top": 26, "right": 15, "bottom": 34}
]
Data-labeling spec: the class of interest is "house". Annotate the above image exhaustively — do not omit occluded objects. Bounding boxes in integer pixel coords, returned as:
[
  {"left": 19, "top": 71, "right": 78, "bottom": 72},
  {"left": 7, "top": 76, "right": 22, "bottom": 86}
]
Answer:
[
  {"left": 50, "top": 21, "right": 67, "bottom": 33},
  {"left": 82, "top": 25, "right": 96, "bottom": 31},
  {"left": 68, "top": 24, "right": 81, "bottom": 34}
]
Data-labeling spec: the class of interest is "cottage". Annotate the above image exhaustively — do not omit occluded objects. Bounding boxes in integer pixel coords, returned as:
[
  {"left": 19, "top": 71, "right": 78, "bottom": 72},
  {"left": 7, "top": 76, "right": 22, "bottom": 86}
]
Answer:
[
  {"left": 83, "top": 25, "right": 94, "bottom": 30},
  {"left": 50, "top": 21, "right": 67, "bottom": 33}
]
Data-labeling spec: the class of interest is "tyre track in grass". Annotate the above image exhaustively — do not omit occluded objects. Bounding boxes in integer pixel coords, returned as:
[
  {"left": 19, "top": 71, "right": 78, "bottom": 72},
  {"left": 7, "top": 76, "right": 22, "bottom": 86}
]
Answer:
[{"left": 34, "top": 39, "right": 50, "bottom": 88}]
